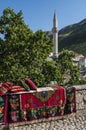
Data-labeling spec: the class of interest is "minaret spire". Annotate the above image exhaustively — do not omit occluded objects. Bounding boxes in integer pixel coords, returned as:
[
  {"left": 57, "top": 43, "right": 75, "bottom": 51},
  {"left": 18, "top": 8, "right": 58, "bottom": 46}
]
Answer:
[
  {"left": 53, "top": 11, "right": 57, "bottom": 27},
  {"left": 52, "top": 11, "right": 58, "bottom": 58}
]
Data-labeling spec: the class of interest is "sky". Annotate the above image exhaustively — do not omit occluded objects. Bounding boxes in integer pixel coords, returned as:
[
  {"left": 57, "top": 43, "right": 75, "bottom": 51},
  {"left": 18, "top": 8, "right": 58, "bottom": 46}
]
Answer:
[{"left": 0, "top": 0, "right": 86, "bottom": 32}]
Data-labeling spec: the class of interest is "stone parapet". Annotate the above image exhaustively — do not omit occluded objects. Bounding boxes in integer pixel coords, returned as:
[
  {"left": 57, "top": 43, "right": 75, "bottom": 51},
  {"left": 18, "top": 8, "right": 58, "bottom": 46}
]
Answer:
[
  {"left": 75, "top": 85, "right": 86, "bottom": 90},
  {"left": 75, "top": 85, "right": 86, "bottom": 110}
]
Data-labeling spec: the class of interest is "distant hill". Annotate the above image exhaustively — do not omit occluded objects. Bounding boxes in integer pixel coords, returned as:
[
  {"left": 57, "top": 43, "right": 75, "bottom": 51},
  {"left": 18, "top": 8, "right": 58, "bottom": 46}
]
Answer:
[{"left": 46, "top": 19, "right": 86, "bottom": 56}]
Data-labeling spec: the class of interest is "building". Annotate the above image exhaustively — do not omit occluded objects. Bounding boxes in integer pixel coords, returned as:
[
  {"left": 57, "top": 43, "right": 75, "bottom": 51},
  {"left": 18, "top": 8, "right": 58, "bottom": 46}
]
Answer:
[
  {"left": 79, "top": 57, "right": 86, "bottom": 76},
  {"left": 73, "top": 54, "right": 86, "bottom": 76}
]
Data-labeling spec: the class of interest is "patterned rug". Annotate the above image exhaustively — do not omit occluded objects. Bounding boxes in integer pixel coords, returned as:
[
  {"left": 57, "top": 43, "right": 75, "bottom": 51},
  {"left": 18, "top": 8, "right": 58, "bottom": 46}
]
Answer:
[
  {"left": 0, "top": 86, "right": 76, "bottom": 124},
  {"left": 8, "top": 94, "right": 20, "bottom": 123},
  {"left": 65, "top": 87, "right": 76, "bottom": 114},
  {"left": 20, "top": 86, "right": 66, "bottom": 121},
  {"left": 0, "top": 95, "right": 8, "bottom": 124}
]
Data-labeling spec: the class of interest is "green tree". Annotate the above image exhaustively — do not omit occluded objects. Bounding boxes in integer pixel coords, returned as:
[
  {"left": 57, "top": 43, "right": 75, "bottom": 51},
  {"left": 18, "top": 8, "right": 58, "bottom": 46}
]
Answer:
[
  {"left": 26, "top": 30, "right": 53, "bottom": 87},
  {"left": 0, "top": 8, "right": 32, "bottom": 82},
  {"left": 56, "top": 50, "right": 80, "bottom": 86},
  {"left": 0, "top": 8, "right": 53, "bottom": 87},
  {"left": 42, "top": 60, "right": 63, "bottom": 86}
]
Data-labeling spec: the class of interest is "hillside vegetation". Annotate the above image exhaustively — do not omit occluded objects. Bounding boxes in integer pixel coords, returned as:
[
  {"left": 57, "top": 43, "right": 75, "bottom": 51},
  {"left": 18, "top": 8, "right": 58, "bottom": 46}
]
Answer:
[
  {"left": 46, "top": 19, "right": 86, "bottom": 56},
  {"left": 59, "top": 19, "right": 86, "bottom": 56}
]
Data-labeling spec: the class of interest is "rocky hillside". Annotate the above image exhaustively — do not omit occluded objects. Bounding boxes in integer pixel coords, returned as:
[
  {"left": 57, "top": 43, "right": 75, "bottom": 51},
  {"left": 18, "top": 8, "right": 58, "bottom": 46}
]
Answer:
[{"left": 46, "top": 19, "right": 86, "bottom": 56}]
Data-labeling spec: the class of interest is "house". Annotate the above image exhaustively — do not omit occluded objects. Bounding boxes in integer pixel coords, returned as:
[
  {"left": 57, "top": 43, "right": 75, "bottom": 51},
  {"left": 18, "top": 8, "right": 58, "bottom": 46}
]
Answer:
[
  {"left": 73, "top": 53, "right": 86, "bottom": 76},
  {"left": 79, "top": 57, "right": 86, "bottom": 76}
]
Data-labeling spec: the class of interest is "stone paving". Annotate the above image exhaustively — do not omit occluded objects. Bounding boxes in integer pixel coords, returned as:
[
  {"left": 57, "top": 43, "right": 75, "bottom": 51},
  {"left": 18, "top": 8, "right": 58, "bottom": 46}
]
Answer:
[{"left": 1, "top": 110, "right": 85, "bottom": 130}]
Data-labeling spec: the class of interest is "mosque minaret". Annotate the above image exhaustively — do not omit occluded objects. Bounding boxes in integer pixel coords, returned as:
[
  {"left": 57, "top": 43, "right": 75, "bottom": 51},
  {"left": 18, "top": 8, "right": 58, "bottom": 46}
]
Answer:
[{"left": 52, "top": 12, "right": 58, "bottom": 58}]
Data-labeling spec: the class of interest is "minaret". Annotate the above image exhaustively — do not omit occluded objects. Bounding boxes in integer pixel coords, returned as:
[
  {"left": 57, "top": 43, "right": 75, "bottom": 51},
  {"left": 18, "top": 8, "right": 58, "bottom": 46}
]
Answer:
[{"left": 52, "top": 11, "right": 58, "bottom": 58}]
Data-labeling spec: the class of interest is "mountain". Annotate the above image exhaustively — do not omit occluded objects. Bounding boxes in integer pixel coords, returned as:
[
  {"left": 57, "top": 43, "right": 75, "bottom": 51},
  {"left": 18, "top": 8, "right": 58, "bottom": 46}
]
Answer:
[
  {"left": 46, "top": 18, "right": 86, "bottom": 56},
  {"left": 59, "top": 19, "right": 86, "bottom": 56}
]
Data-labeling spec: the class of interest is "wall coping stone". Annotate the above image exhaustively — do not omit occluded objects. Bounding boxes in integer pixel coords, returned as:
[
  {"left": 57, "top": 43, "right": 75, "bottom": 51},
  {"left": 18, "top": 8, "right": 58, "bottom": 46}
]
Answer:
[{"left": 74, "top": 85, "right": 86, "bottom": 90}]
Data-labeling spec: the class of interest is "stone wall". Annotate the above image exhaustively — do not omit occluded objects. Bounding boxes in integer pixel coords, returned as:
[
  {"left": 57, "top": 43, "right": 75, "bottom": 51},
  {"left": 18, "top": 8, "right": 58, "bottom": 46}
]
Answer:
[{"left": 1, "top": 85, "right": 86, "bottom": 130}]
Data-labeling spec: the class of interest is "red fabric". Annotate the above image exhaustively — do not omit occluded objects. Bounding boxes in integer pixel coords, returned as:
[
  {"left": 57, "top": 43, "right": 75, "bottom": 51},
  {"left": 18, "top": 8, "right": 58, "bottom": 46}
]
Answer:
[
  {"left": 59, "top": 86, "right": 66, "bottom": 104},
  {"left": 20, "top": 86, "right": 66, "bottom": 110},
  {"left": 5, "top": 82, "right": 13, "bottom": 90},
  {"left": 0, "top": 82, "right": 13, "bottom": 95},
  {"left": 24, "top": 78, "right": 37, "bottom": 90},
  {"left": 0, "top": 87, "right": 7, "bottom": 95},
  {"left": 4, "top": 95, "right": 8, "bottom": 124},
  {"left": 46, "top": 88, "right": 60, "bottom": 107},
  {"left": 11, "top": 86, "right": 25, "bottom": 93},
  {"left": 74, "top": 87, "right": 76, "bottom": 111},
  {"left": 0, "top": 83, "right": 8, "bottom": 95},
  {"left": 20, "top": 93, "right": 44, "bottom": 110},
  {"left": 46, "top": 86, "right": 66, "bottom": 107}
]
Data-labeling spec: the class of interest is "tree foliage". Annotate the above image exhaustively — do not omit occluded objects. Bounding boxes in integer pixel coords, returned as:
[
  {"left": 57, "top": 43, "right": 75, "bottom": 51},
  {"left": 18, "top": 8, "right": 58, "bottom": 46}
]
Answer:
[
  {"left": 42, "top": 60, "right": 63, "bottom": 86},
  {"left": 56, "top": 50, "right": 80, "bottom": 86},
  {"left": 0, "top": 8, "right": 53, "bottom": 87},
  {"left": 0, "top": 8, "right": 80, "bottom": 87}
]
